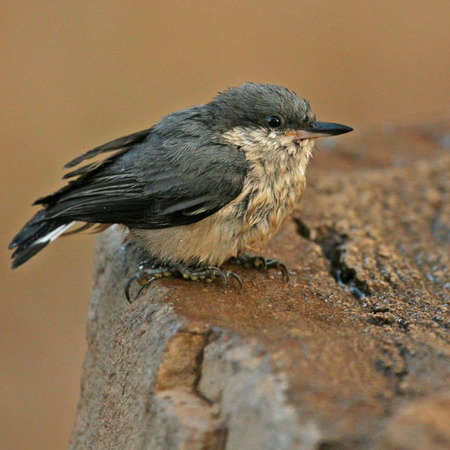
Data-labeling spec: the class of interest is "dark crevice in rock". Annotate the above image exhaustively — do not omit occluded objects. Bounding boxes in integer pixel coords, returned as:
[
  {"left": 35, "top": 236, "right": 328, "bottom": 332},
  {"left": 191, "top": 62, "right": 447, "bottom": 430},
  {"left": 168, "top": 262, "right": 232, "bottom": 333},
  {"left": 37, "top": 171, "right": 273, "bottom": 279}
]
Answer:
[
  {"left": 151, "top": 327, "right": 228, "bottom": 448},
  {"left": 430, "top": 200, "right": 449, "bottom": 246},
  {"left": 294, "top": 218, "right": 372, "bottom": 300},
  {"left": 191, "top": 329, "right": 229, "bottom": 449},
  {"left": 374, "top": 339, "right": 410, "bottom": 398},
  {"left": 295, "top": 218, "right": 311, "bottom": 240},
  {"left": 317, "top": 437, "right": 372, "bottom": 450},
  {"left": 192, "top": 328, "right": 215, "bottom": 406}
]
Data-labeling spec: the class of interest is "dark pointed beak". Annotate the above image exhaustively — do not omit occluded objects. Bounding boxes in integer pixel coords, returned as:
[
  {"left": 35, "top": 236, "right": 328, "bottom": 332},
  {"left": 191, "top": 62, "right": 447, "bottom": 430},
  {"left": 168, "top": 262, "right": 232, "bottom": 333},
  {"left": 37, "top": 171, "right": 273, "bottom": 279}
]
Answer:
[{"left": 288, "top": 122, "right": 353, "bottom": 141}]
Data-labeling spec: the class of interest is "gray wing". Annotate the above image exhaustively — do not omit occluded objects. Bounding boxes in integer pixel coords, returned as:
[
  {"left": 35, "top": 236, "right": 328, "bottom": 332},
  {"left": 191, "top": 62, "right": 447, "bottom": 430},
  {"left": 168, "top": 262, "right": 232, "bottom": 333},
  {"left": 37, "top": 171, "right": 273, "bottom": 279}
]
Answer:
[{"left": 35, "top": 115, "right": 248, "bottom": 229}]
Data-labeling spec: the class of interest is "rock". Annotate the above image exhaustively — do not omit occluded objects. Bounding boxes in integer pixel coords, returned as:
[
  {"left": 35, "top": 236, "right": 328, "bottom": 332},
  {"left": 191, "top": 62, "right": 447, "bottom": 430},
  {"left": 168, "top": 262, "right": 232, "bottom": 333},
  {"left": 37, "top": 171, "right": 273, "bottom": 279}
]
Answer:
[
  {"left": 70, "top": 122, "right": 450, "bottom": 449},
  {"left": 376, "top": 394, "right": 450, "bottom": 450}
]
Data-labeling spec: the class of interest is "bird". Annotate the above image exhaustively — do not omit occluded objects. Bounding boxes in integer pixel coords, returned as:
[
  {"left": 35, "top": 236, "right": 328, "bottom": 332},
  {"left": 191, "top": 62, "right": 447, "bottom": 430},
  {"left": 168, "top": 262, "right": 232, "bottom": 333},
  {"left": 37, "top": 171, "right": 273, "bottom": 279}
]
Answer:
[{"left": 9, "top": 83, "right": 352, "bottom": 300}]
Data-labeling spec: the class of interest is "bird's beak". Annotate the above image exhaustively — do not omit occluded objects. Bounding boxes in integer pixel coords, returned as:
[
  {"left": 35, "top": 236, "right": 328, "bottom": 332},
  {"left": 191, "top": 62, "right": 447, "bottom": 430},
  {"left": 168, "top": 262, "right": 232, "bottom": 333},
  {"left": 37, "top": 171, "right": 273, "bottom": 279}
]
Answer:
[{"left": 287, "top": 122, "right": 353, "bottom": 141}]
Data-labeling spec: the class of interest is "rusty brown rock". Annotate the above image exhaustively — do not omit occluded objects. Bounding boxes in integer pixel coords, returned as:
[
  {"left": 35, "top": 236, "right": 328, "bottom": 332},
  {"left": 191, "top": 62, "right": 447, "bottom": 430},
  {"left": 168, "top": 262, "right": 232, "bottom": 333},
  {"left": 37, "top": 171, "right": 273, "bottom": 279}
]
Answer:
[{"left": 70, "top": 122, "right": 449, "bottom": 449}]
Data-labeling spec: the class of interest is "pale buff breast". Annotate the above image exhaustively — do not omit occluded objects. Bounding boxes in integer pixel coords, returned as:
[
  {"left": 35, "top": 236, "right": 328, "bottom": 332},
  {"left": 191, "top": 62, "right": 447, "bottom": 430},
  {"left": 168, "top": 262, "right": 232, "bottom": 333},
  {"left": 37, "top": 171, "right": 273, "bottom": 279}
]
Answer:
[{"left": 230, "top": 132, "right": 313, "bottom": 254}]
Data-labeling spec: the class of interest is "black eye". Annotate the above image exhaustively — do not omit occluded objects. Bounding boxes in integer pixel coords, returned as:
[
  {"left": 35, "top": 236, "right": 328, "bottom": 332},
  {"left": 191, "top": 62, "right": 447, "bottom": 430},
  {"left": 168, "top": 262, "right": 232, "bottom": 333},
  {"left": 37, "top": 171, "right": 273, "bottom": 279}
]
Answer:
[{"left": 266, "top": 115, "right": 282, "bottom": 128}]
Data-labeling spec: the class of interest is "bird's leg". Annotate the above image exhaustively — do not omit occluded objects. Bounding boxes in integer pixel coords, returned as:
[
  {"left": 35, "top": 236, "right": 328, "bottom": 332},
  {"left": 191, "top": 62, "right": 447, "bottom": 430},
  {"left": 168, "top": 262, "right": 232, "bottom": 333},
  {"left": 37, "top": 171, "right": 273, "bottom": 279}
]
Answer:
[
  {"left": 125, "top": 260, "right": 242, "bottom": 303},
  {"left": 229, "top": 253, "right": 289, "bottom": 281}
]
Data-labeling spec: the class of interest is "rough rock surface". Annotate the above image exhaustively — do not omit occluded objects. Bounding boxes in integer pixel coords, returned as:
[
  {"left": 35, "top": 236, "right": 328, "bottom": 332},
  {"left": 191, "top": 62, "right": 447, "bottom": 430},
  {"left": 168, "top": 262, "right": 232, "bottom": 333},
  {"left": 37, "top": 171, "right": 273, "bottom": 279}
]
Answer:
[{"left": 70, "top": 122, "right": 449, "bottom": 449}]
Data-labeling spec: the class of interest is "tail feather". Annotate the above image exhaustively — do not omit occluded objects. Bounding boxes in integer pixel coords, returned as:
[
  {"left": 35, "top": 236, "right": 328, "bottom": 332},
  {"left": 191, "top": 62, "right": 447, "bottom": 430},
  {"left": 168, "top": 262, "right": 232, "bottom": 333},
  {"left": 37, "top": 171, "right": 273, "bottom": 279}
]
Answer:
[
  {"left": 10, "top": 212, "right": 75, "bottom": 268},
  {"left": 9, "top": 210, "right": 48, "bottom": 250},
  {"left": 11, "top": 241, "right": 50, "bottom": 269}
]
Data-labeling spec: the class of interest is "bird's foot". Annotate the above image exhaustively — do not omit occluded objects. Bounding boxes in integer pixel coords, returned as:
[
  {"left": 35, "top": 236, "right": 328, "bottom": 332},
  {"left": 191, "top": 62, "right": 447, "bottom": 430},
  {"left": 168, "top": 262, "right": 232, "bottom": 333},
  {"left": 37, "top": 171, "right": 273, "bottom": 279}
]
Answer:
[
  {"left": 125, "top": 260, "right": 242, "bottom": 303},
  {"left": 229, "top": 253, "right": 289, "bottom": 281}
]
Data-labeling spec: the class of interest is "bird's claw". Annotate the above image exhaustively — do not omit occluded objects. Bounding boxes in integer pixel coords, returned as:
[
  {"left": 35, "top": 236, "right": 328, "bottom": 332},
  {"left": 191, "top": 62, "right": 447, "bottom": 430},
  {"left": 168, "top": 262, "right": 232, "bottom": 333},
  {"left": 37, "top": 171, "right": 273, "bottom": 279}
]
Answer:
[
  {"left": 125, "top": 261, "right": 242, "bottom": 303},
  {"left": 231, "top": 253, "right": 289, "bottom": 281}
]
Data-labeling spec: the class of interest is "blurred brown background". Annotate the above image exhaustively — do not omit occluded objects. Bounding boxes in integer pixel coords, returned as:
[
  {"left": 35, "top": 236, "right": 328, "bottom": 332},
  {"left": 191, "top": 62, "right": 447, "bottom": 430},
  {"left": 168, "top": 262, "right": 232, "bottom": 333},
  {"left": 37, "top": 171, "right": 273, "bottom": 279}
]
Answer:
[{"left": 1, "top": 1, "right": 449, "bottom": 448}]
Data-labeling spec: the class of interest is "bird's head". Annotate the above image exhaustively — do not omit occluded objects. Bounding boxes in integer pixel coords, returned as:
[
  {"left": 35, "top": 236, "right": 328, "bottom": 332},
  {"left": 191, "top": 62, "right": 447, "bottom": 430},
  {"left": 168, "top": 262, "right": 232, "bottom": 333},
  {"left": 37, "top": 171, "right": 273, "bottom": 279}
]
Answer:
[{"left": 205, "top": 83, "right": 352, "bottom": 152}]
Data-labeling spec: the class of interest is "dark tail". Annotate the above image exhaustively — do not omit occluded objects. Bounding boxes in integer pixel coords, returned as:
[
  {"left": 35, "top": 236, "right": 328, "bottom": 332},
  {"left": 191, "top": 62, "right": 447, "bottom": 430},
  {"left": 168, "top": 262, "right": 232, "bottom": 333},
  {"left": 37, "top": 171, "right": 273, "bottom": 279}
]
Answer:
[{"left": 9, "top": 210, "right": 74, "bottom": 268}]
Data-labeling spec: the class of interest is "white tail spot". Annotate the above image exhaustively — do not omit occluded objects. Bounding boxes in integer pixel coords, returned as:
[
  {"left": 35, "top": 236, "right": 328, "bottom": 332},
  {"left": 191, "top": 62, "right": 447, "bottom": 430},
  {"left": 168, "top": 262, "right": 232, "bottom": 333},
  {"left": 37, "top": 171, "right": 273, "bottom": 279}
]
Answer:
[{"left": 35, "top": 221, "right": 76, "bottom": 245}]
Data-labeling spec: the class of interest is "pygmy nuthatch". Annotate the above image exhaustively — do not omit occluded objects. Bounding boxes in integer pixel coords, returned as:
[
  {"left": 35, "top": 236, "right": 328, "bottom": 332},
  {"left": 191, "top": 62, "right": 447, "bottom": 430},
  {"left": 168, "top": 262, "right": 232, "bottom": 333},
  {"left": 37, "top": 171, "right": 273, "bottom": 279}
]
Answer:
[{"left": 10, "top": 83, "right": 352, "bottom": 300}]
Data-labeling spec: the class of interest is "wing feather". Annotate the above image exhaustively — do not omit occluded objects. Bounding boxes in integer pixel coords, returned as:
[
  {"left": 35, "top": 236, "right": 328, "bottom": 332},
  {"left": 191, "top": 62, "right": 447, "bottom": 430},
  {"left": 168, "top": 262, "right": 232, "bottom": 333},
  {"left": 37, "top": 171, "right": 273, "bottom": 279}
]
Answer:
[
  {"left": 64, "top": 128, "right": 152, "bottom": 168},
  {"left": 37, "top": 116, "right": 248, "bottom": 229}
]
